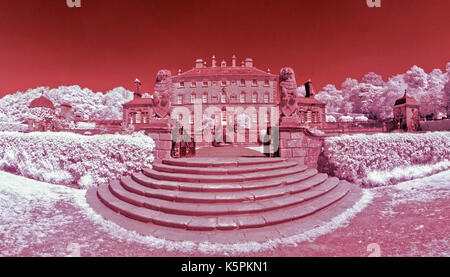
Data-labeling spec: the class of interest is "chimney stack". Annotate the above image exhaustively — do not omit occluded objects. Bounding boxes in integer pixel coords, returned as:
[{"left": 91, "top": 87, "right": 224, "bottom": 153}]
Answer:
[
  {"left": 304, "top": 80, "right": 314, "bottom": 98},
  {"left": 232, "top": 55, "right": 237, "bottom": 67},
  {"left": 134, "top": 78, "right": 142, "bottom": 98},
  {"left": 244, "top": 58, "right": 253, "bottom": 68},
  {"left": 195, "top": 59, "right": 204, "bottom": 69},
  {"left": 212, "top": 55, "right": 217, "bottom": 68}
]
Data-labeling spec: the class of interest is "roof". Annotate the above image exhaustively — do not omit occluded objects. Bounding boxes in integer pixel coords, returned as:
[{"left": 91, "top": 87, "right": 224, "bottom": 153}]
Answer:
[
  {"left": 296, "top": 97, "right": 326, "bottom": 106},
  {"left": 172, "top": 66, "right": 277, "bottom": 80},
  {"left": 61, "top": 103, "right": 72, "bottom": 108},
  {"left": 29, "top": 96, "right": 55, "bottom": 109},
  {"left": 123, "top": 97, "right": 153, "bottom": 108},
  {"left": 395, "top": 94, "right": 419, "bottom": 106}
]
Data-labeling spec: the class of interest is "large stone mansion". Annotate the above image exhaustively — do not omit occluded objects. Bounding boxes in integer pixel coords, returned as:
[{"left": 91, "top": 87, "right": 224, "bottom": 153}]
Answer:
[{"left": 123, "top": 56, "right": 326, "bottom": 138}]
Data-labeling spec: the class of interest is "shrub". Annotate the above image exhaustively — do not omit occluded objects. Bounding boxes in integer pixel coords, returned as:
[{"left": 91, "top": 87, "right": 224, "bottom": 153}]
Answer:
[
  {"left": 322, "top": 132, "right": 450, "bottom": 186},
  {"left": 339, "top": 116, "right": 354, "bottom": 122},
  {"left": 0, "top": 131, "right": 155, "bottom": 189}
]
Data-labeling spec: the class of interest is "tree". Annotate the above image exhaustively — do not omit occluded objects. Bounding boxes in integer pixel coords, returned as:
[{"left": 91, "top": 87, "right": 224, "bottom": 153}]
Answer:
[
  {"left": 444, "top": 62, "right": 450, "bottom": 117},
  {"left": 315, "top": 84, "right": 344, "bottom": 113},
  {"left": 341, "top": 78, "right": 359, "bottom": 114}
]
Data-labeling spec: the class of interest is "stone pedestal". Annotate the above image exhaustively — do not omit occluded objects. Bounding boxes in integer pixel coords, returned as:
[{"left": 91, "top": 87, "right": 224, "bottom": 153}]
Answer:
[
  {"left": 144, "top": 119, "right": 173, "bottom": 161},
  {"left": 278, "top": 123, "right": 323, "bottom": 169}
]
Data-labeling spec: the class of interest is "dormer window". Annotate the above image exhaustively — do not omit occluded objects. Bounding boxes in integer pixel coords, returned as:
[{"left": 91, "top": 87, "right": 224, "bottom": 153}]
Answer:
[
  {"left": 179, "top": 82, "right": 185, "bottom": 88},
  {"left": 190, "top": 82, "right": 197, "bottom": 88}
]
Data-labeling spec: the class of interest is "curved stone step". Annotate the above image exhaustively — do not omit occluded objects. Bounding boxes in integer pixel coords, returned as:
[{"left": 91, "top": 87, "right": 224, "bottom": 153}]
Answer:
[
  {"left": 142, "top": 164, "right": 308, "bottom": 183},
  {"left": 97, "top": 180, "right": 350, "bottom": 230},
  {"left": 131, "top": 168, "right": 319, "bottom": 192},
  {"left": 107, "top": 175, "right": 336, "bottom": 216},
  {"left": 152, "top": 160, "right": 298, "bottom": 175},
  {"left": 121, "top": 169, "right": 323, "bottom": 203},
  {"left": 162, "top": 157, "right": 287, "bottom": 168}
]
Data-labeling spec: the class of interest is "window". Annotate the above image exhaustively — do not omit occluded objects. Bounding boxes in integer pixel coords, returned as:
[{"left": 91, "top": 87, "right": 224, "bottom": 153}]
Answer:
[
  {"left": 252, "top": 113, "right": 257, "bottom": 123},
  {"left": 264, "top": 79, "right": 270, "bottom": 87},
  {"left": 190, "top": 82, "right": 197, "bottom": 88},
  {"left": 129, "top": 113, "right": 134, "bottom": 124},
  {"left": 221, "top": 80, "right": 227, "bottom": 87},
  {"left": 252, "top": 79, "right": 258, "bottom": 87},
  {"left": 221, "top": 93, "right": 226, "bottom": 103},
  {"left": 252, "top": 92, "right": 258, "bottom": 103},
  {"left": 177, "top": 95, "right": 183, "bottom": 105},
  {"left": 142, "top": 114, "right": 147, "bottom": 124},
  {"left": 189, "top": 114, "right": 194, "bottom": 124},
  {"left": 240, "top": 92, "right": 246, "bottom": 103},
  {"left": 190, "top": 93, "right": 195, "bottom": 104},
  {"left": 202, "top": 93, "right": 208, "bottom": 104},
  {"left": 202, "top": 81, "right": 208, "bottom": 87},
  {"left": 265, "top": 112, "right": 270, "bottom": 123},
  {"left": 240, "top": 79, "right": 246, "bottom": 87},
  {"left": 222, "top": 110, "right": 227, "bottom": 122},
  {"left": 263, "top": 93, "right": 269, "bottom": 103},
  {"left": 179, "top": 82, "right": 185, "bottom": 88}
]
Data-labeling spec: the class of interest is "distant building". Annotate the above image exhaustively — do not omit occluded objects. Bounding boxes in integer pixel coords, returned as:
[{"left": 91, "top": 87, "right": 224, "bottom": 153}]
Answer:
[
  {"left": 28, "top": 95, "right": 57, "bottom": 131},
  {"left": 393, "top": 91, "right": 420, "bottom": 131},
  {"left": 122, "top": 79, "right": 154, "bottom": 130},
  {"left": 296, "top": 81, "right": 326, "bottom": 128},
  {"left": 59, "top": 103, "right": 74, "bottom": 121}
]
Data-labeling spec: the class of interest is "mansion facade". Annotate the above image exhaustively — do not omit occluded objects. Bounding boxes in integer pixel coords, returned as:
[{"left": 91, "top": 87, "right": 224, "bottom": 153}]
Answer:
[{"left": 123, "top": 56, "right": 326, "bottom": 142}]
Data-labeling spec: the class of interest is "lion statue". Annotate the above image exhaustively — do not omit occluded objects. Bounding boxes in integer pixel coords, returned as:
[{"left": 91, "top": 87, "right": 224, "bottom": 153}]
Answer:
[
  {"left": 153, "top": 69, "right": 172, "bottom": 118},
  {"left": 279, "top": 67, "right": 298, "bottom": 117}
]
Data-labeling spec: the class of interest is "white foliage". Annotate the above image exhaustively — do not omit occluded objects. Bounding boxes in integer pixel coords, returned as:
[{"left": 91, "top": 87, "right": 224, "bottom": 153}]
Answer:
[
  {"left": 326, "top": 115, "right": 337, "bottom": 123},
  {"left": 0, "top": 131, "right": 155, "bottom": 189},
  {"left": 323, "top": 132, "right": 450, "bottom": 186},
  {"left": 339, "top": 116, "right": 354, "bottom": 122},
  {"left": 367, "top": 160, "right": 450, "bottom": 186},
  {"left": 0, "top": 86, "right": 133, "bottom": 123},
  {"left": 354, "top": 115, "right": 369, "bottom": 122},
  {"left": 308, "top": 63, "right": 450, "bottom": 120},
  {"left": 314, "top": 84, "right": 344, "bottom": 113}
]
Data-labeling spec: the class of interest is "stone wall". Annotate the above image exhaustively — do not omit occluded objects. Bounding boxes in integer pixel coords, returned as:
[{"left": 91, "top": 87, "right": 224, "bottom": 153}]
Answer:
[{"left": 278, "top": 126, "right": 323, "bottom": 169}]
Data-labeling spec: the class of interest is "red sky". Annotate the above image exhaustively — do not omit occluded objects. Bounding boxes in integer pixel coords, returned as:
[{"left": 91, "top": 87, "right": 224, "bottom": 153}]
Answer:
[{"left": 0, "top": 0, "right": 449, "bottom": 97}]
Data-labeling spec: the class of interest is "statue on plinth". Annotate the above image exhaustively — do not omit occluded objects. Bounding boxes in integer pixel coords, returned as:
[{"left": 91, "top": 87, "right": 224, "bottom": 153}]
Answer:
[{"left": 153, "top": 69, "right": 172, "bottom": 119}]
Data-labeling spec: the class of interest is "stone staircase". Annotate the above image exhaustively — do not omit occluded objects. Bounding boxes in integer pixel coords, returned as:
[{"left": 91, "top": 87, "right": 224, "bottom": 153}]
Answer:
[{"left": 89, "top": 157, "right": 362, "bottom": 243}]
